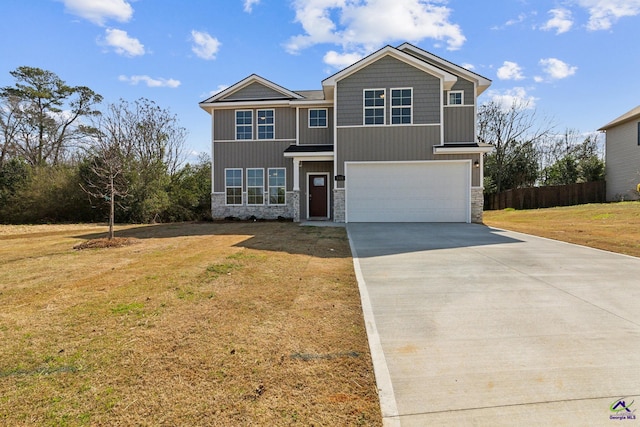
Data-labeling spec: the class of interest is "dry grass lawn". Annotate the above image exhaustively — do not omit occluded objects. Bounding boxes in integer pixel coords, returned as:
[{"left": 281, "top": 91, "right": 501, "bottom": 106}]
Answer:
[
  {"left": 0, "top": 222, "right": 382, "bottom": 426},
  {"left": 483, "top": 202, "right": 640, "bottom": 258}
]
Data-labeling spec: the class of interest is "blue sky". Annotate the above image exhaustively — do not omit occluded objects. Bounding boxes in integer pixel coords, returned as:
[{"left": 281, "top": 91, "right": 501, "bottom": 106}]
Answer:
[{"left": 1, "top": 0, "right": 639, "bottom": 159}]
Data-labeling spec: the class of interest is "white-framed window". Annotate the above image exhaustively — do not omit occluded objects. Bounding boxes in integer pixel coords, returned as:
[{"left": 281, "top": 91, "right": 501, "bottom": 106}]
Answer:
[
  {"left": 448, "top": 91, "right": 464, "bottom": 106},
  {"left": 268, "top": 168, "right": 286, "bottom": 205},
  {"left": 225, "top": 168, "right": 243, "bottom": 205},
  {"left": 235, "top": 110, "right": 253, "bottom": 140},
  {"left": 309, "top": 109, "right": 327, "bottom": 128},
  {"left": 391, "top": 88, "right": 412, "bottom": 124},
  {"left": 257, "top": 109, "right": 274, "bottom": 139},
  {"left": 246, "top": 168, "right": 264, "bottom": 205},
  {"left": 364, "top": 89, "right": 385, "bottom": 125}
]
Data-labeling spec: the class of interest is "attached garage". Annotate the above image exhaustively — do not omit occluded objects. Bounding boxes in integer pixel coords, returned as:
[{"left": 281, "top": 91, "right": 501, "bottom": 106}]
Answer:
[{"left": 345, "top": 161, "right": 471, "bottom": 223}]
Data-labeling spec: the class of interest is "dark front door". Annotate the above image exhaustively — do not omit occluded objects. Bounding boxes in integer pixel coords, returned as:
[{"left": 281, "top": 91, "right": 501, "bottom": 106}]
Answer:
[{"left": 309, "top": 174, "right": 328, "bottom": 218}]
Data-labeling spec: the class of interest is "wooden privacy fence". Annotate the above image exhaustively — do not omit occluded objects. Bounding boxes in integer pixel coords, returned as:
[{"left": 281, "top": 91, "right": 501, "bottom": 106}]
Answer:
[{"left": 485, "top": 181, "right": 606, "bottom": 210}]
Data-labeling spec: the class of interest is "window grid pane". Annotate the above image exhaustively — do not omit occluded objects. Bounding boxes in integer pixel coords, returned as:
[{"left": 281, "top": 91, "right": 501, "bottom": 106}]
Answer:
[
  {"left": 391, "top": 89, "right": 412, "bottom": 124},
  {"left": 268, "top": 168, "right": 286, "bottom": 205},
  {"left": 364, "top": 90, "right": 385, "bottom": 125},
  {"left": 225, "top": 169, "right": 242, "bottom": 205},
  {"left": 247, "top": 168, "right": 264, "bottom": 205},
  {"left": 236, "top": 111, "right": 252, "bottom": 140},
  {"left": 309, "top": 109, "right": 327, "bottom": 127},
  {"left": 257, "top": 110, "right": 274, "bottom": 139},
  {"left": 449, "top": 92, "right": 462, "bottom": 105}
]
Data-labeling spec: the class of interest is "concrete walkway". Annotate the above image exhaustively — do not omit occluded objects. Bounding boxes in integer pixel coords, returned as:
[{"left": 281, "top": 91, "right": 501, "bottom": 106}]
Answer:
[{"left": 347, "top": 223, "right": 640, "bottom": 426}]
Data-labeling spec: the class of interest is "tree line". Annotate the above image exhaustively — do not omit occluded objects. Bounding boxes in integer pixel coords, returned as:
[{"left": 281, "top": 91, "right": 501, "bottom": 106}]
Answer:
[
  {"left": 0, "top": 66, "right": 210, "bottom": 225},
  {"left": 478, "top": 100, "right": 605, "bottom": 195}
]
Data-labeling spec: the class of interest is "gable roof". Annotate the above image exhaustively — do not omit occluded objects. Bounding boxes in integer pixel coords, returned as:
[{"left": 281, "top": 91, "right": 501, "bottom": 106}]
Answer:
[
  {"left": 397, "top": 43, "right": 492, "bottom": 95},
  {"left": 199, "top": 74, "right": 303, "bottom": 106},
  {"left": 598, "top": 105, "right": 640, "bottom": 131},
  {"left": 321, "top": 45, "right": 458, "bottom": 98}
]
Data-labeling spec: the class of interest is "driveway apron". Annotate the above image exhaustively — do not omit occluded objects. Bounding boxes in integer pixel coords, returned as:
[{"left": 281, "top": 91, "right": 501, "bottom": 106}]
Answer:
[{"left": 347, "top": 223, "right": 640, "bottom": 426}]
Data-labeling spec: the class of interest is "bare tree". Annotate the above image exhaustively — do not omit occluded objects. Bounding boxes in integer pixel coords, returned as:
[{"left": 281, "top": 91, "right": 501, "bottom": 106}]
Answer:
[
  {"left": 0, "top": 95, "right": 22, "bottom": 167},
  {"left": 478, "top": 100, "right": 555, "bottom": 193}
]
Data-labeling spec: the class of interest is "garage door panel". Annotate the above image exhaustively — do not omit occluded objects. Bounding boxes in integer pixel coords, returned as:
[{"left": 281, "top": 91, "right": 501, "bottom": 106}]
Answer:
[{"left": 345, "top": 162, "right": 469, "bottom": 222}]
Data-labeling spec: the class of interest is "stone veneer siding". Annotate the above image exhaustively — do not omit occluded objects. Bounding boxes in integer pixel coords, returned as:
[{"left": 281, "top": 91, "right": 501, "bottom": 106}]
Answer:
[
  {"left": 211, "top": 191, "right": 298, "bottom": 221},
  {"left": 333, "top": 189, "right": 345, "bottom": 223},
  {"left": 471, "top": 187, "right": 484, "bottom": 223}
]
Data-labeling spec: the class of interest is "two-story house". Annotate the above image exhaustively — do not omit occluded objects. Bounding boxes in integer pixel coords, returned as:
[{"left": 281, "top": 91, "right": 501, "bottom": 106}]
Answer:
[{"left": 199, "top": 43, "right": 492, "bottom": 223}]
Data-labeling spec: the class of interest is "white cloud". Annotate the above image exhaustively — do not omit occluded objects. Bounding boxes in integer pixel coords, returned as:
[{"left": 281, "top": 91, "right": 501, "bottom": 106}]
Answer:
[
  {"left": 497, "top": 61, "right": 525, "bottom": 80},
  {"left": 577, "top": 0, "right": 640, "bottom": 30},
  {"left": 62, "top": 0, "right": 133, "bottom": 26},
  {"left": 538, "top": 58, "right": 577, "bottom": 80},
  {"left": 541, "top": 8, "right": 573, "bottom": 34},
  {"left": 191, "top": 30, "right": 221, "bottom": 60},
  {"left": 286, "top": 0, "right": 466, "bottom": 56},
  {"left": 461, "top": 63, "right": 475, "bottom": 71},
  {"left": 323, "top": 50, "right": 365, "bottom": 69},
  {"left": 486, "top": 87, "right": 537, "bottom": 110},
  {"left": 103, "top": 28, "right": 144, "bottom": 57},
  {"left": 244, "top": 0, "right": 261, "bottom": 13},
  {"left": 118, "top": 75, "right": 181, "bottom": 88}
]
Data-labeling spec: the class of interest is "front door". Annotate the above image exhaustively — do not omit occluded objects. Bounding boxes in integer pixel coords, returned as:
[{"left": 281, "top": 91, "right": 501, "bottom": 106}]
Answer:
[{"left": 308, "top": 174, "right": 328, "bottom": 218}]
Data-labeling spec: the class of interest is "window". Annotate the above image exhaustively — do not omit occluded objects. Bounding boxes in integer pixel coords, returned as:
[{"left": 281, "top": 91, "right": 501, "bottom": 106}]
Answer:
[
  {"left": 309, "top": 109, "right": 327, "bottom": 128},
  {"left": 448, "top": 91, "right": 463, "bottom": 106},
  {"left": 391, "top": 88, "right": 412, "bottom": 124},
  {"left": 236, "top": 110, "right": 252, "bottom": 140},
  {"left": 268, "top": 168, "right": 286, "bottom": 205},
  {"left": 225, "top": 169, "right": 242, "bottom": 205},
  {"left": 364, "top": 89, "right": 385, "bottom": 125},
  {"left": 257, "top": 109, "right": 274, "bottom": 139},
  {"left": 246, "top": 168, "right": 264, "bottom": 205}
]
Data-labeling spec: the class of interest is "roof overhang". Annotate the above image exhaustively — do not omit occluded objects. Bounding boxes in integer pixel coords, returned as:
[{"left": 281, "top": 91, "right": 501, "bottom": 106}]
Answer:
[
  {"left": 321, "top": 45, "right": 458, "bottom": 99},
  {"left": 433, "top": 143, "right": 494, "bottom": 154},
  {"left": 397, "top": 43, "right": 492, "bottom": 96},
  {"left": 598, "top": 105, "right": 640, "bottom": 131}
]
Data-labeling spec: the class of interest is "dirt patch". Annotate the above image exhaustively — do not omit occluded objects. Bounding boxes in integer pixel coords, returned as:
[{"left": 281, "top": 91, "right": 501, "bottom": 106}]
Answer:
[{"left": 73, "top": 237, "right": 139, "bottom": 250}]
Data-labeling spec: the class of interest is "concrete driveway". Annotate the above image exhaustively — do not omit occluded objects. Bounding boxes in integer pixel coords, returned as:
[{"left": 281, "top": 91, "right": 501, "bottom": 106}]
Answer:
[{"left": 347, "top": 223, "right": 640, "bottom": 426}]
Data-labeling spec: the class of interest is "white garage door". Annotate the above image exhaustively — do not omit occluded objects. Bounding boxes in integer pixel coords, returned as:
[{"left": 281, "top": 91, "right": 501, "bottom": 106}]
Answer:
[{"left": 345, "top": 161, "right": 470, "bottom": 222}]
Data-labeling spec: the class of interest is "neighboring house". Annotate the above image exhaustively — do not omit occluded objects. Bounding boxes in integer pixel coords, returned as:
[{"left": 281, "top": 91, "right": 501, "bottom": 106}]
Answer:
[
  {"left": 199, "top": 43, "right": 493, "bottom": 223},
  {"left": 599, "top": 105, "right": 640, "bottom": 201}
]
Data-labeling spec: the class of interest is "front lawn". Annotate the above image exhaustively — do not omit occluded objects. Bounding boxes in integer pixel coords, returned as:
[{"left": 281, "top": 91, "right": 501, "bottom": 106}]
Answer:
[
  {"left": 483, "top": 202, "right": 640, "bottom": 258},
  {"left": 0, "top": 222, "right": 382, "bottom": 426}
]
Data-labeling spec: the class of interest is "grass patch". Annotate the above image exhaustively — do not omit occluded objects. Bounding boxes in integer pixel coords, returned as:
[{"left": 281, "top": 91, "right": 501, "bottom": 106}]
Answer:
[
  {"left": 0, "top": 222, "right": 381, "bottom": 426},
  {"left": 484, "top": 202, "right": 640, "bottom": 257}
]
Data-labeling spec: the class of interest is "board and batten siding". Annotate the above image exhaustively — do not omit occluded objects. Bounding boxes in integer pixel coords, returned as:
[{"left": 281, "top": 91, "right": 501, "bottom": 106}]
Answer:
[
  {"left": 213, "top": 107, "right": 296, "bottom": 141},
  {"left": 605, "top": 120, "right": 640, "bottom": 200},
  {"left": 336, "top": 56, "right": 441, "bottom": 127},
  {"left": 222, "top": 82, "right": 288, "bottom": 101},
  {"left": 298, "top": 107, "right": 334, "bottom": 145},
  {"left": 443, "top": 106, "right": 475, "bottom": 143},
  {"left": 213, "top": 140, "right": 293, "bottom": 192}
]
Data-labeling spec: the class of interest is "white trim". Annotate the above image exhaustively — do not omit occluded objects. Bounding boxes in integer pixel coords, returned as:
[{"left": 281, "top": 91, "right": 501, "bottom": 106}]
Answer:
[
  {"left": 336, "top": 123, "right": 439, "bottom": 129},
  {"left": 210, "top": 112, "right": 215, "bottom": 198},
  {"left": 295, "top": 107, "right": 300, "bottom": 145},
  {"left": 439, "top": 80, "right": 444, "bottom": 144},
  {"left": 333, "top": 85, "right": 338, "bottom": 190},
  {"left": 284, "top": 153, "right": 333, "bottom": 161},
  {"left": 224, "top": 168, "right": 243, "bottom": 206},
  {"left": 363, "top": 88, "right": 386, "bottom": 126},
  {"left": 267, "top": 167, "right": 287, "bottom": 206},
  {"left": 308, "top": 108, "right": 328, "bottom": 128},
  {"left": 256, "top": 109, "right": 275, "bottom": 140},
  {"left": 306, "top": 172, "right": 331, "bottom": 219},
  {"left": 215, "top": 138, "right": 294, "bottom": 143},
  {"left": 246, "top": 168, "right": 265, "bottom": 206},
  {"left": 201, "top": 74, "right": 303, "bottom": 104},
  {"left": 290, "top": 99, "right": 333, "bottom": 106},
  {"left": 323, "top": 46, "right": 457, "bottom": 89},
  {"left": 446, "top": 90, "right": 464, "bottom": 106},
  {"left": 235, "top": 109, "right": 253, "bottom": 140},
  {"left": 202, "top": 100, "right": 292, "bottom": 110},
  {"left": 433, "top": 145, "right": 494, "bottom": 154},
  {"left": 293, "top": 159, "right": 300, "bottom": 191},
  {"left": 390, "top": 87, "right": 413, "bottom": 125}
]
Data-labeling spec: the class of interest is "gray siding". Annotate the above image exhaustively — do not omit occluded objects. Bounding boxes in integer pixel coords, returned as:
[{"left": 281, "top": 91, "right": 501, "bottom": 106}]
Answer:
[
  {"left": 299, "top": 161, "right": 334, "bottom": 219},
  {"left": 443, "top": 106, "right": 475, "bottom": 143},
  {"left": 213, "top": 107, "right": 296, "bottom": 141},
  {"left": 222, "top": 82, "right": 288, "bottom": 101},
  {"left": 336, "top": 56, "right": 441, "bottom": 126},
  {"left": 298, "top": 107, "right": 334, "bottom": 145},
  {"left": 336, "top": 126, "right": 480, "bottom": 187},
  {"left": 447, "top": 77, "right": 475, "bottom": 106},
  {"left": 605, "top": 120, "right": 640, "bottom": 200},
  {"left": 213, "top": 140, "right": 293, "bottom": 192}
]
